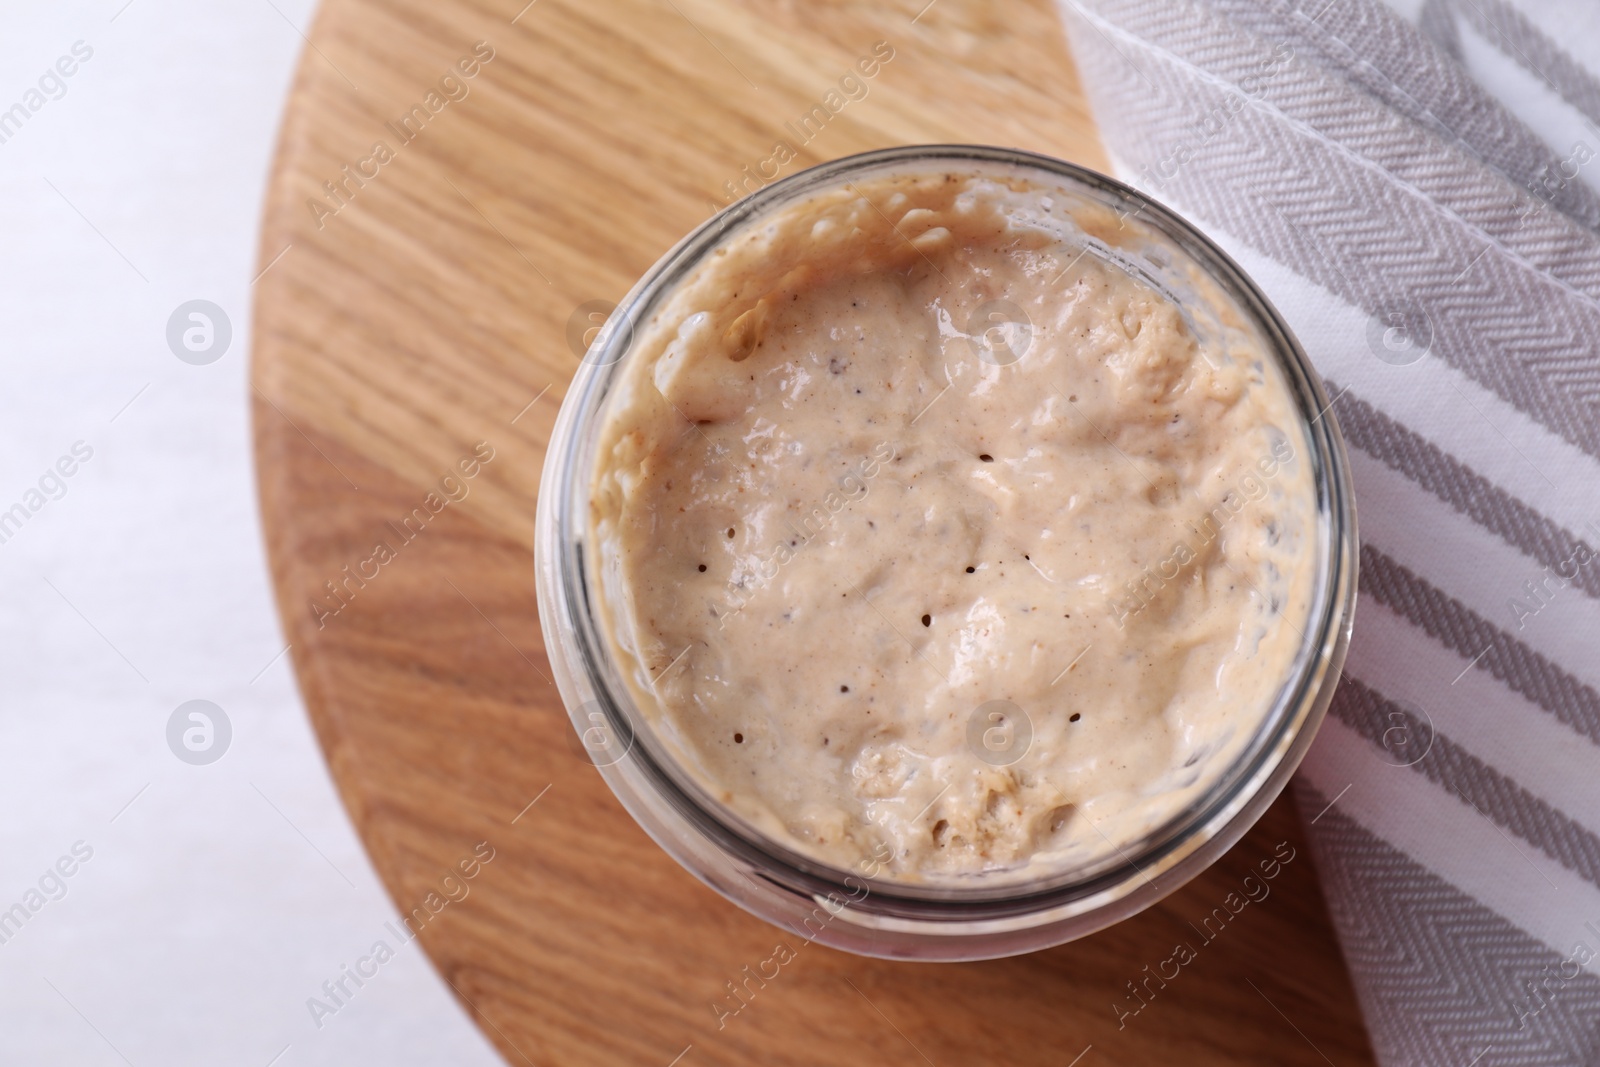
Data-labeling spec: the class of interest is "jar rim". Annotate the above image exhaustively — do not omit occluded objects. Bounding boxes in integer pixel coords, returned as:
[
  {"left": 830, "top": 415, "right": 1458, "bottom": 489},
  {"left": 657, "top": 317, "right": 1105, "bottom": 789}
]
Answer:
[{"left": 535, "top": 144, "right": 1356, "bottom": 955}]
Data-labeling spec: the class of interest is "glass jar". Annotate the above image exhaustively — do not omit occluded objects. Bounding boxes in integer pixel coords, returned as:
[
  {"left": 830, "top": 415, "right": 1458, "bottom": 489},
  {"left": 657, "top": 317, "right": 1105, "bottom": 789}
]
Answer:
[{"left": 534, "top": 145, "right": 1356, "bottom": 961}]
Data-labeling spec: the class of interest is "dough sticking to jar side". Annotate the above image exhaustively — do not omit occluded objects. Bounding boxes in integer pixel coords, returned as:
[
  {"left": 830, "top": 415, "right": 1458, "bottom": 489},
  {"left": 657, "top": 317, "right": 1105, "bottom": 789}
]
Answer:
[{"left": 589, "top": 167, "right": 1318, "bottom": 886}]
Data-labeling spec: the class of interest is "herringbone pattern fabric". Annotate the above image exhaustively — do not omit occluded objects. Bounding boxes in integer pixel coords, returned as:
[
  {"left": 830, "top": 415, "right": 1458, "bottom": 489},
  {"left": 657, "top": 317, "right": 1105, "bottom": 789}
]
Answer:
[
  {"left": 1302, "top": 792, "right": 1600, "bottom": 1064},
  {"left": 1061, "top": 0, "right": 1600, "bottom": 1061}
]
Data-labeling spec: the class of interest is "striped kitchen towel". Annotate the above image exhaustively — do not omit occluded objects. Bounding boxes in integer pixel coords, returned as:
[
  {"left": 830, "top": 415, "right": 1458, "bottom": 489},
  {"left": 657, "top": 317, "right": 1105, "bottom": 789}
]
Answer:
[{"left": 1058, "top": 0, "right": 1600, "bottom": 1062}]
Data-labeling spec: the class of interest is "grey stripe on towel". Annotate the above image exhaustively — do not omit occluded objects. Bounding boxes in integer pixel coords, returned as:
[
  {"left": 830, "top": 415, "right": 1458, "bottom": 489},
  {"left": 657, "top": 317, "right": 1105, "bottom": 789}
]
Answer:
[
  {"left": 1332, "top": 674, "right": 1600, "bottom": 886},
  {"left": 1298, "top": 784, "right": 1600, "bottom": 1067},
  {"left": 1063, "top": 0, "right": 1600, "bottom": 457}
]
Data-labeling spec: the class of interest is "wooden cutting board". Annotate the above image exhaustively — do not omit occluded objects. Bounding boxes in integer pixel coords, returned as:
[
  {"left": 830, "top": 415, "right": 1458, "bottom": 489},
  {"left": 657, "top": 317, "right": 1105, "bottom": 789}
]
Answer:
[{"left": 251, "top": 0, "right": 1376, "bottom": 1063}]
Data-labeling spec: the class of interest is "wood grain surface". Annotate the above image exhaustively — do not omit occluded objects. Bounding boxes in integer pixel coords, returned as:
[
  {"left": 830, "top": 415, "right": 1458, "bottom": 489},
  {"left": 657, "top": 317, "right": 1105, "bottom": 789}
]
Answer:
[{"left": 250, "top": 0, "right": 1377, "bottom": 1063}]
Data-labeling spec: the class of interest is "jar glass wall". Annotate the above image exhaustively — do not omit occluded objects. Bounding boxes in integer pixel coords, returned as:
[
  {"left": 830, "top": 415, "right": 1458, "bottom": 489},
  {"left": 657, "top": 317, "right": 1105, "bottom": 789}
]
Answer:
[{"left": 534, "top": 145, "right": 1356, "bottom": 961}]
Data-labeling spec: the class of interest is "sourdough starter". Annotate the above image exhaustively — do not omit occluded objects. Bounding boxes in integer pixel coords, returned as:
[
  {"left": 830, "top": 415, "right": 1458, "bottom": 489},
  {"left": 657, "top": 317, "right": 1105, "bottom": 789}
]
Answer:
[{"left": 587, "top": 165, "right": 1317, "bottom": 884}]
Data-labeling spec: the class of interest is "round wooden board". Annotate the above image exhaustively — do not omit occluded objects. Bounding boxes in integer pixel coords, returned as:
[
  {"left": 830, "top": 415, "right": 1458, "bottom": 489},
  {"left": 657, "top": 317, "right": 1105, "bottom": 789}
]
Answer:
[{"left": 251, "top": 0, "right": 1377, "bottom": 1063}]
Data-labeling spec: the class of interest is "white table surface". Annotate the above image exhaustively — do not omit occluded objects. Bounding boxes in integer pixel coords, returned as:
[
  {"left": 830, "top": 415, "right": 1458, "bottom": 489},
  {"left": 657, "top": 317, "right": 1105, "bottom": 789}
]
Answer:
[{"left": 0, "top": 2, "right": 505, "bottom": 1063}]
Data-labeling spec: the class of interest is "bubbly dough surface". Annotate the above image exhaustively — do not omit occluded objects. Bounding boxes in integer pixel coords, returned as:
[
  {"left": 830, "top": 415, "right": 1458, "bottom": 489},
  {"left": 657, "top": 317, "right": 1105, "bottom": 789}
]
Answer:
[{"left": 589, "top": 166, "right": 1317, "bottom": 885}]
